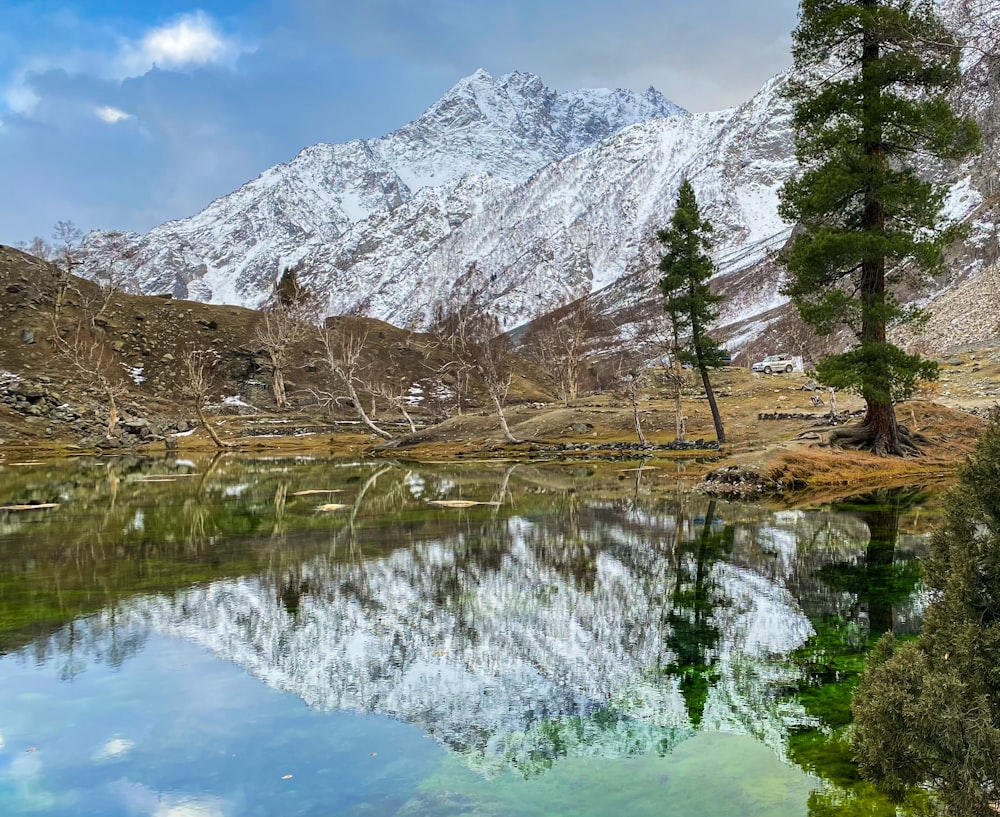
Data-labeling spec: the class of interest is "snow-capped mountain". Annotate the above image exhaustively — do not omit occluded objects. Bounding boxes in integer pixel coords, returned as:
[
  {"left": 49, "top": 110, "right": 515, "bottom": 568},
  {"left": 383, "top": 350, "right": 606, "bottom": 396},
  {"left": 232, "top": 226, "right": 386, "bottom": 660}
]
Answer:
[
  {"left": 82, "top": 70, "right": 684, "bottom": 311},
  {"left": 84, "top": 8, "right": 1000, "bottom": 349}
]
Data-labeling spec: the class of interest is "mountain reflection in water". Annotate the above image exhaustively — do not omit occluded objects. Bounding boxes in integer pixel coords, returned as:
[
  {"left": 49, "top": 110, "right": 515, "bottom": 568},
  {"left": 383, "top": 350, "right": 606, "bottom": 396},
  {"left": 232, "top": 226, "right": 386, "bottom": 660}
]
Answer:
[{"left": 0, "top": 457, "right": 932, "bottom": 791}]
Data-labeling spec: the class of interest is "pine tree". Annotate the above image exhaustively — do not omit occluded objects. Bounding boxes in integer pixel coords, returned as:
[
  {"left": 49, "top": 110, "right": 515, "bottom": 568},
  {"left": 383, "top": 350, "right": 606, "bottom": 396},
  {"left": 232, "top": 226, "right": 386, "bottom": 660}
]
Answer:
[
  {"left": 852, "top": 413, "right": 1000, "bottom": 816},
  {"left": 779, "top": 0, "right": 980, "bottom": 456},
  {"left": 658, "top": 179, "right": 727, "bottom": 444}
]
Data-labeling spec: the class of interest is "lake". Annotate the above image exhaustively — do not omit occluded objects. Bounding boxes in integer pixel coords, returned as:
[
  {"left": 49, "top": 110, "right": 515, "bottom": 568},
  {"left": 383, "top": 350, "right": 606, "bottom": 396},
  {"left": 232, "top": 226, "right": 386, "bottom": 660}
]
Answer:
[{"left": 0, "top": 454, "right": 935, "bottom": 816}]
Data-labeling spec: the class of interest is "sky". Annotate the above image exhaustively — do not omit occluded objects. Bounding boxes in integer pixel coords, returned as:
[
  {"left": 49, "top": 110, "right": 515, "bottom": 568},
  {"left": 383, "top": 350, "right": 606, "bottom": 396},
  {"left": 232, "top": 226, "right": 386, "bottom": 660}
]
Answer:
[{"left": 0, "top": 0, "right": 799, "bottom": 244}]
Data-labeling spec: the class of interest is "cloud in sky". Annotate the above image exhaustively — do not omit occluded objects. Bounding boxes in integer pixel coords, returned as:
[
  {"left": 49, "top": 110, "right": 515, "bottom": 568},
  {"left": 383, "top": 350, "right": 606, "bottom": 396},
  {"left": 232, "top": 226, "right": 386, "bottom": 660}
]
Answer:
[
  {"left": 95, "top": 104, "right": 132, "bottom": 123},
  {"left": 117, "top": 11, "right": 244, "bottom": 76},
  {"left": 0, "top": 0, "right": 798, "bottom": 244}
]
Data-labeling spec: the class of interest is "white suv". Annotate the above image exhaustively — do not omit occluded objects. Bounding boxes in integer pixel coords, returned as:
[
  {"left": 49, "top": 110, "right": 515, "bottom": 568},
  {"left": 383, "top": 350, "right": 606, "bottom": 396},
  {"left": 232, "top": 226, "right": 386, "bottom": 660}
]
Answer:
[{"left": 752, "top": 354, "right": 795, "bottom": 374}]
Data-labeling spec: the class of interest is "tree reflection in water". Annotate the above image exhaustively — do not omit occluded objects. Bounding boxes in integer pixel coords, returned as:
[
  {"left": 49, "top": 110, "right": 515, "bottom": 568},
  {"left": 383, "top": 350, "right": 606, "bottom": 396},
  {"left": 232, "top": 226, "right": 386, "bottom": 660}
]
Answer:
[
  {"left": 0, "top": 460, "right": 930, "bottom": 790},
  {"left": 785, "top": 488, "right": 928, "bottom": 817},
  {"left": 664, "top": 499, "right": 734, "bottom": 727}
]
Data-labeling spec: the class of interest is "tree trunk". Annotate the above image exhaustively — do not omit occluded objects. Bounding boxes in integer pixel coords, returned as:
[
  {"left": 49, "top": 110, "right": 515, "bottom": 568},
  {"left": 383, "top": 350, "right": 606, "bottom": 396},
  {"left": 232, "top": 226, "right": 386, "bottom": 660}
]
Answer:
[
  {"left": 690, "top": 314, "right": 725, "bottom": 444},
  {"left": 858, "top": 4, "right": 901, "bottom": 455},
  {"left": 272, "top": 368, "right": 287, "bottom": 409},
  {"left": 672, "top": 352, "right": 686, "bottom": 443},
  {"left": 699, "top": 366, "right": 726, "bottom": 444},
  {"left": 106, "top": 391, "right": 119, "bottom": 439},
  {"left": 491, "top": 389, "right": 520, "bottom": 444},
  {"left": 344, "top": 378, "right": 393, "bottom": 440},
  {"left": 629, "top": 379, "right": 647, "bottom": 446},
  {"left": 674, "top": 384, "right": 685, "bottom": 442},
  {"left": 399, "top": 403, "right": 417, "bottom": 433},
  {"left": 196, "top": 403, "right": 231, "bottom": 448},
  {"left": 863, "top": 399, "right": 899, "bottom": 456}
]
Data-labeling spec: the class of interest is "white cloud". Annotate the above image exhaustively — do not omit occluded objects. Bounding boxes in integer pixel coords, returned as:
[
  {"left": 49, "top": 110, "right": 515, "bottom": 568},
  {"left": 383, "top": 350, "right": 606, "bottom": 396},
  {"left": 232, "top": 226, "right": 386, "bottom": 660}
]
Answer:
[
  {"left": 118, "top": 12, "right": 243, "bottom": 76},
  {"left": 4, "top": 79, "right": 40, "bottom": 114},
  {"left": 94, "top": 737, "right": 135, "bottom": 758},
  {"left": 153, "top": 796, "right": 226, "bottom": 817},
  {"left": 95, "top": 105, "right": 132, "bottom": 123}
]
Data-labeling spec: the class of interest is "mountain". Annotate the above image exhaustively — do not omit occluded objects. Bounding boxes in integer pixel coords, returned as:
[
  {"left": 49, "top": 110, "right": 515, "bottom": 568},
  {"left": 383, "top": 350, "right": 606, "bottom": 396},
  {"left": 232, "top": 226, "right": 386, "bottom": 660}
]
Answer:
[
  {"left": 81, "top": 70, "right": 685, "bottom": 312},
  {"left": 84, "top": 7, "right": 1000, "bottom": 352}
]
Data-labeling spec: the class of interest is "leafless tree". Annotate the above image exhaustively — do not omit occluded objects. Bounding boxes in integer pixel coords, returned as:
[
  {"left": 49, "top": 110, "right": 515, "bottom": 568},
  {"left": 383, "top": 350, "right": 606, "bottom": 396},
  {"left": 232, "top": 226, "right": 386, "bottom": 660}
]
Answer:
[
  {"left": 622, "top": 305, "right": 687, "bottom": 443},
  {"left": 522, "top": 297, "right": 616, "bottom": 404},
  {"left": 85, "top": 231, "right": 137, "bottom": 324},
  {"left": 314, "top": 317, "right": 394, "bottom": 440},
  {"left": 612, "top": 355, "right": 649, "bottom": 446},
  {"left": 253, "top": 268, "right": 319, "bottom": 409},
  {"left": 51, "top": 220, "right": 85, "bottom": 317},
  {"left": 371, "top": 380, "right": 418, "bottom": 433},
  {"left": 15, "top": 236, "right": 53, "bottom": 261},
  {"left": 181, "top": 349, "right": 231, "bottom": 448},
  {"left": 429, "top": 294, "right": 522, "bottom": 444},
  {"left": 49, "top": 316, "right": 128, "bottom": 439},
  {"left": 424, "top": 298, "right": 476, "bottom": 417}
]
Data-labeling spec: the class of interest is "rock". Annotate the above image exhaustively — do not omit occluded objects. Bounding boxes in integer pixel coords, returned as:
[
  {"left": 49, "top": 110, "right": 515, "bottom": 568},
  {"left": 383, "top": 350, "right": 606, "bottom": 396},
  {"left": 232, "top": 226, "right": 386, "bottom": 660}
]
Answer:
[
  {"left": 122, "top": 418, "right": 150, "bottom": 435},
  {"left": 18, "top": 383, "right": 46, "bottom": 401},
  {"left": 19, "top": 328, "right": 35, "bottom": 344},
  {"left": 570, "top": 423, "right": 593, "bottom": 434},
  {"left": 162, "top": 353, "right": 175, "bottom": 362}
]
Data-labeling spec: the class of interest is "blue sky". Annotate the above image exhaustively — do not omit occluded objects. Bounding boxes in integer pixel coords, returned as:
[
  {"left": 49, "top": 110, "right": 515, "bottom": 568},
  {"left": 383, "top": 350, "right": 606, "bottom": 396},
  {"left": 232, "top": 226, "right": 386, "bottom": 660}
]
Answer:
[{"left": 0, "top": 0, "right": 798, "bottom": 243}]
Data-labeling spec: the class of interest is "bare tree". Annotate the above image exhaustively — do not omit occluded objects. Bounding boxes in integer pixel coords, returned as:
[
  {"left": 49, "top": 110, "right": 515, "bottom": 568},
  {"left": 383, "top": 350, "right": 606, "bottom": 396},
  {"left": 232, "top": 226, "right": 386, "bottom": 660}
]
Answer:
[
  {"left": 253, "top": 268, "right": 318, "bottom": 409},
  {"left": 49, "top": 317, "right": 128, "bottom": 439},
  {"left": 51, "top": 220, "right": 85, "bottom": 317},
  {"left": 371, "top": 380, "right": 418, "bottom": 433},
  {"left": 15, "top": 236, "right": 53, "bottom": 261},
  {"left": 620, "top": 305, "right": 687, "bottom": 444},
  {"left": 471, "top": 313, "right": 522, "bottom": 444},
  {"left": 86, "top": 231, "right": 137, "bottom": 324},
  {"left": 522, "top": 297, "right": 615, "bottom": 403},
  {"left": 429, "top": 295, "right": 522, "bottom": 444},
  {"left": 181, "top": 349, "right": 231, "bottom": 448},
  {"left": 425, "top": 298, "right": 476, "bottom": 417},
  {"left": 614, "top": 357, "right": 648, "bottom": 447},
  {"left": 314, "top": 318, "right": 394, "bottom": 440}
]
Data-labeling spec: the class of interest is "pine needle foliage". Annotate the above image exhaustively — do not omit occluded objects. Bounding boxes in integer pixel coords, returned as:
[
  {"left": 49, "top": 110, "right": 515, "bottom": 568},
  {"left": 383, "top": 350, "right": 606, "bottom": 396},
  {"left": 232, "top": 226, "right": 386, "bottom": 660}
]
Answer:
[
  {"left": 779, "top": 0, "right": 980, "bottom": 455},
  {"left": 658, "top": 179, "right": 727, "bottom": 443}
]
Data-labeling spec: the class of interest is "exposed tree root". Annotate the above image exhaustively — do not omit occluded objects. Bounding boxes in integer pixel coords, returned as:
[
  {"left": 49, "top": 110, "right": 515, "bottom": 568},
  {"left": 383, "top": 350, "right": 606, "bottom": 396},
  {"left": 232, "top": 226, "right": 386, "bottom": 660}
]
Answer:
[{"left": 828, "top": 422, "right": 930, "bottom": 457}]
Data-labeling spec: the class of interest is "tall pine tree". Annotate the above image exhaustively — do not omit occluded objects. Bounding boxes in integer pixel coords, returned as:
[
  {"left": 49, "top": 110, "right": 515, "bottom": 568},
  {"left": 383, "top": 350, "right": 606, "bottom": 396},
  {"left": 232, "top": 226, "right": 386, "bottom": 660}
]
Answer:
[
  {"left": 658, "top": 179, "right": 727, "bottom": 444},
  {"left": 779, "top": 0, "right": 979, "bottom": 456}
]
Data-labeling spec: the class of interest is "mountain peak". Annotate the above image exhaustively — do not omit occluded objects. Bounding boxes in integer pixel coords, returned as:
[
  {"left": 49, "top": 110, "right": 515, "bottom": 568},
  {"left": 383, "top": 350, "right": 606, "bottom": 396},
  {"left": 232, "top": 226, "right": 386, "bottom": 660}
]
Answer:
[{"left": 81, "top": 67, "right": 692, "bottom": 313}]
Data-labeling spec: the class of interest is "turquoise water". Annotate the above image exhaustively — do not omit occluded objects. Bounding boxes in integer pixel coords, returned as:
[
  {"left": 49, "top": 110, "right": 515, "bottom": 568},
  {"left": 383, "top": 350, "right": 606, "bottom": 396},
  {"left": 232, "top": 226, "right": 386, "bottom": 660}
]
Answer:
[
  {"left": 0, "top": 457, "right": 932, "bottom": 816},
  {"left": 0, "top": 636, "right": 814, "bottom": 817}
]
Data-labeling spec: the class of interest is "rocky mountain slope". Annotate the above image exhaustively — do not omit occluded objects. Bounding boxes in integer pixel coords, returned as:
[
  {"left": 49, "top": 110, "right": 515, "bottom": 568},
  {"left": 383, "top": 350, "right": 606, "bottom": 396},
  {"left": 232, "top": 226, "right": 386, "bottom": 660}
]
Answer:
[
  {"left": 81, "top": 3, "right": 1000, "bottom": 353},
  {"left": 81, "top": 70, "right": 683, "bottom": 313}
]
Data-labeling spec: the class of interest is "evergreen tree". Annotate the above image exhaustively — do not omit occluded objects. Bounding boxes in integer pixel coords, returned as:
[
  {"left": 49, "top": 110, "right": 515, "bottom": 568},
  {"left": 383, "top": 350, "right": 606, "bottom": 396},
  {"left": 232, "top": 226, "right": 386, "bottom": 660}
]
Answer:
[
  {"left": 779, "top": 0, "right": 979, "bottom": 456},
  {"left": 852, "top": 413, "right": 1000, "bottom": 816},
  {"left": 664, "top": 500, "right": 733, "bottom": 727},
  {"left": 658, "top": 179, "right": 727, "bottom": 444}
]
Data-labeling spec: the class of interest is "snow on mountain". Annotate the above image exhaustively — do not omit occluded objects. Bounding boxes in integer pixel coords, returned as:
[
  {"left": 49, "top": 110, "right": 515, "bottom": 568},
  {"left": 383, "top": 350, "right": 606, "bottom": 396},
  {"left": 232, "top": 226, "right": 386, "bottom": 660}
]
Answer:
[
  {"left": 82, "top": 70, "right": 685, "bottom": 310},
  {"left": 83, "top": 15, "right": 1000, "bottom": 349}
]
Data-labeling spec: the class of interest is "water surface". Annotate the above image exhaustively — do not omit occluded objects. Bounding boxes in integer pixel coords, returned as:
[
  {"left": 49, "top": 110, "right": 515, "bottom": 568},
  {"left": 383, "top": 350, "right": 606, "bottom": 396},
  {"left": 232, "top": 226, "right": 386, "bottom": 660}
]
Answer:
[{"left": 0, "top": 455, "right": 933, "bottom": 816}]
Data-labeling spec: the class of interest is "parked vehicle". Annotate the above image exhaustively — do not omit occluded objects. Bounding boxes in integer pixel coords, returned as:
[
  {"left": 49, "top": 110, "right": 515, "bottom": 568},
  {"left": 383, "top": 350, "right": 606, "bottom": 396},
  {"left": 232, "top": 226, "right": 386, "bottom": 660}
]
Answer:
[{"left": 752, "top": 354, "right": 795, "bottom": 374}]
